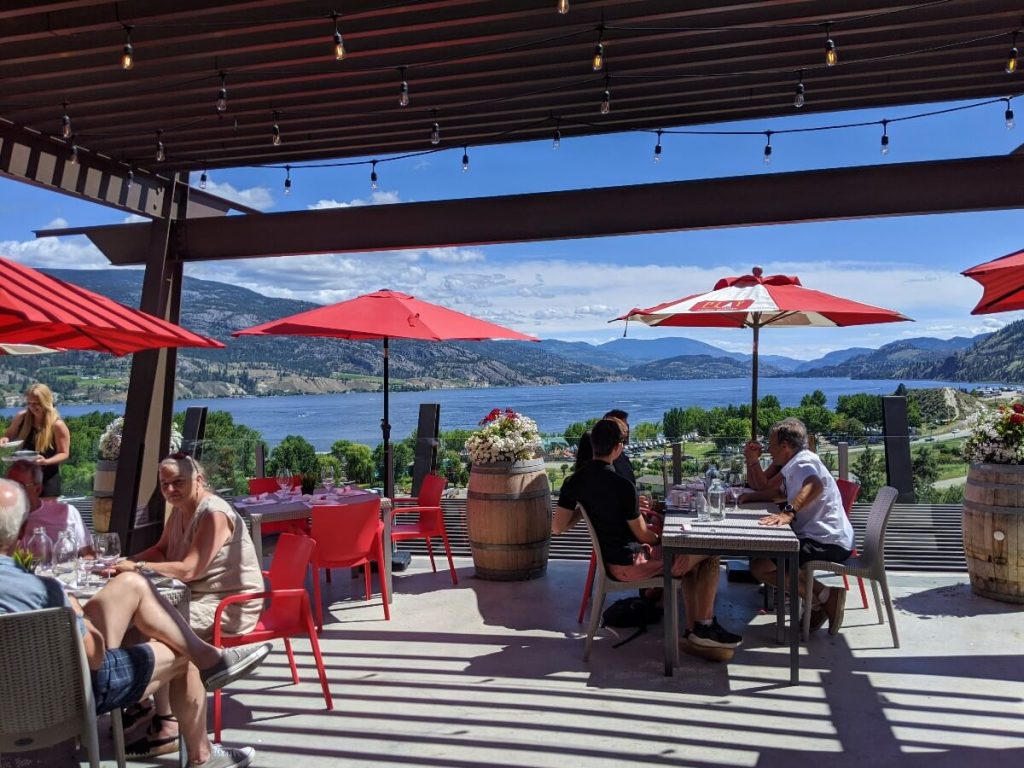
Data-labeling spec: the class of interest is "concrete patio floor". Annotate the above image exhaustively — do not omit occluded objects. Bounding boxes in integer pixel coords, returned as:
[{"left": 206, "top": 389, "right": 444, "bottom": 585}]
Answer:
[{"left": 121, "top": 556, "right": 1022, "bottom": 768}]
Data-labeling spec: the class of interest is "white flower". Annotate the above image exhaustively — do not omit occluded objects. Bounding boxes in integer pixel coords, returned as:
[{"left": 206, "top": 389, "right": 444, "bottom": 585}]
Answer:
[
  {"left": 98, "top": 416, "right": 184, "bottom": 460},
  {"left": 464, "top": 409, "right": 542, "bottom": 464}
]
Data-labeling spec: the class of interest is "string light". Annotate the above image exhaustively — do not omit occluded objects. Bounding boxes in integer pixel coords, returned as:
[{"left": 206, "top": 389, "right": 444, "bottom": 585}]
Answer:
[
  {"left": 600, "top": 77, "right": 611, "bottom": 114},
  {"left": 763, "top": 131, "right": 772, "bottom": 164},
  {"left": 398, "top": 66, "right": 409, "bottom": 107},
  {"left": 68, "top": 137, "right": 79, "bottom": 166},
  {"left": 125, "top": 168, "right": 134, "bottom": 191},
  {"left": 332, "top": 13, "right": 346, "bottom": 61},
  {"left": 1006, "top": 99, "right": 1015, "bottom": 129},
  {"left": 1008, "top": 31, "right": 1019, "bottom": 74},
  {"left": 558, "top": 0, "right": 569, "bottom": 14},
  {"left": 592, "top": 27, "right": 605, "bottom": 71},
  {"left": 880, "top": 119, "right": 890, "bottom": 155},
  {"left": 462, "top": 146, "right": 470, "bottom": 172},
  {"left": 430, "top": 110, "right": 440, "bottom": 145},
  {"left": 794, "top": 70, "right": 805, "bottom": 108},
  {"left": 653, "top": 130, "right": 662, "bottom": 163},
  {"left": 216, "top": 73, "right": 228, "bottom": 112},
  {"left": 272, "top": 112, "right": 282, "bottom": 146},
  {"left": 370, "top": 160, "right": 378, "bottom": 190},
  {"left": 60, "top": 102, "right": 72, "bottom": 139},
  {"left": 121, "top": 25, "right": 135, "bottom": 71},
  {"left": 824, "top": 23, "right": 837, "bottom": 67},
  {"left": 155, "top": 130, "right": 165, "bottom": 162},
  {"left": 283, "top": 165, "right": 292, "bottom": 195},
  {"left": 199, "top": 169, "right": 208, "bottom": 189},
  {"left": 553, "top": 120, "right": 562, "bottom": 149}
]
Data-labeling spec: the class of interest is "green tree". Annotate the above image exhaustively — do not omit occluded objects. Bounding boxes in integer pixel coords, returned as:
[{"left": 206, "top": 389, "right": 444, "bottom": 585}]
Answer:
[
  {"left": 852, "top": 446, "right": 884, "bottom": 501},
  {"left": 662, "top": 408, "right": 688, "bottom": 441},
  {"left": 801, "top": 389, "right": 828, "bottom": 408},
  {"left": 795, "top": 405, "right": 833, "bottom": 436},
  {"left": 267, "top": 435, "right": 319, "bottom": 476},
  {"left": 632, "top": 421, "right": 660, "bottom": 441},
  {"left": 560, "top": 463, "right": 570, "bottom": 477},
  {"left": 564, "top": 419, "right": 598, "bottom": 442},
  {"left": 759, "top": 394, "right": 781, "bottom": 411},
  {"left": 911, "top": 446, "right": 940, "bottom": 502},
  {"left": 196, "top": 411, "right": 263, "bottom": 494},
  {"left": 330, "top": 440, "right": 375, "bottom": 484},
  {"left": 440, "top": 449, "right": 469, "bottom": 487},
  {"left": 894, "top": 383, "right": 908, "bottom": 396},
  {"left": 836, "top": 393, "right": 883, "bottom": 428},
  {"left": 712, "top": 417, "right": 750, "bottom": 451},
  {"left": 372, "top": 441, "right": 414, "bottom": 485}
]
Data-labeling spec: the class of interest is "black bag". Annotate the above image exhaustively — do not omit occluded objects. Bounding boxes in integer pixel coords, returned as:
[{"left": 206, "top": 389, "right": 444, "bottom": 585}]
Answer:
[{"left": 600, "top": 597, "right": 663, "bottom": 648}]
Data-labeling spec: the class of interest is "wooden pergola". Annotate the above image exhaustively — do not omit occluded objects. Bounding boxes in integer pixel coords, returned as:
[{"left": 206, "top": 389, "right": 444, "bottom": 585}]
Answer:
[{"left": 2, "top": 0, "right": 1023, "bottom": 549}]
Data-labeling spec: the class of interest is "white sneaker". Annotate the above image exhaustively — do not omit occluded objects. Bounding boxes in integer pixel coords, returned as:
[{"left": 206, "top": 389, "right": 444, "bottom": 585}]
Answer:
[
  {"left": 201, "top": 643, "right": 272, "bottom": 692},
  {"left": 191, "top": 744, "right": 255, "bottom": 768}
]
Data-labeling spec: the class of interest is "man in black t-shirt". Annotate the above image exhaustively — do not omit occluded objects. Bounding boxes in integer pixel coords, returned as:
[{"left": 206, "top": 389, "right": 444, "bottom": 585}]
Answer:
[
  {"left": 554, "top": 419, "right": 742, "bottom": 650},
  {"left": 603, "top": 409, "right": 636, "bottom": 487}
]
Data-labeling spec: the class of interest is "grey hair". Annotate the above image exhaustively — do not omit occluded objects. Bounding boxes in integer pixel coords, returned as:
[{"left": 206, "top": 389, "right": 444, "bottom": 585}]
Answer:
[
  {"left": 159, "top": 454, "right": 207, "bottom": 487},
  {"left": 0, "top": 478, "right": 29, "bottom": 549},
  {"left": 7, "top": 459, "right": 43, "bottom": 487},
  {"left": 770, "top": 417, "right": 808, "bottom": 452}
]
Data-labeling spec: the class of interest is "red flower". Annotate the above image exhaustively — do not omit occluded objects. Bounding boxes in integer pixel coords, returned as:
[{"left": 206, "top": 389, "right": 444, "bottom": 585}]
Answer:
[
  {"left": 1012, "top": 413, "right": 1024, "bottom": 425},
  {"left": 1013, "top": 403, "right": 1024, "bottom": 414}
]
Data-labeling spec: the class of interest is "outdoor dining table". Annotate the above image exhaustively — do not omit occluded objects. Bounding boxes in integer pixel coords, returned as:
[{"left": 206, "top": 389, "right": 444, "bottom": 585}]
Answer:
[
  {"left": 232, "top": 488, "right": 395, "bottom": 602},
  {"left": 660, "top": 504, "right": 801, "bottom": 685}
]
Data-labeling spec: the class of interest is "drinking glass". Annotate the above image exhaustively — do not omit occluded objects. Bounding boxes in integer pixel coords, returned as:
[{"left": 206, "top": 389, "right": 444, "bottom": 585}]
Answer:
[
  {"left": 726, "top": 486, "right": 740, "bottom": 512},
  {"left": 276, "top": 467, "right": 293, "bottom": 498},
  {"left": 53, "top": 531, "right": 79, "bottom": 588},
  {"left": 321, "top": 465, "right": 335, "bottom": 495},
  {"left": 94, "top": 532, "right": 121, "bottom": 578}
]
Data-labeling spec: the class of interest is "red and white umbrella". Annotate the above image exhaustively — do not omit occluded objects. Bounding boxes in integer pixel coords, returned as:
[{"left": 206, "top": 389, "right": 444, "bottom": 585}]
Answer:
[
  {"left": 619, "top": 267, "right": 912, "bottom": 439},
  {"left": 962, "top": 247, "right": 1024, "bottom": 315}
]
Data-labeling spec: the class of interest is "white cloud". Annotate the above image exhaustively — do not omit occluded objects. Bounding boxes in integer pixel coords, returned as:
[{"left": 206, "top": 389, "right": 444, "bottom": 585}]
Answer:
[
  {"left": 44, "top": 217, "right": 69, "bottom": 229},
  {"left": 309, "top": 191, "right": 401, "bottom": 209},
  {"left": 121, "top": 214, "right": 148, "bottom": 224},
  {"left": 0, "top": 234, "right": 108, "bottom": 269},
  {"left": 424, "top": 247, "right": 484, "bottom": 263},
  {"left": 201, "top": 179, "right": 275, "bottom": 211}
]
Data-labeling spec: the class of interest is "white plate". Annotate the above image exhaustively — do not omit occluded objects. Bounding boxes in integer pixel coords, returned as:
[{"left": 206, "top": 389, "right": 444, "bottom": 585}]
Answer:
[{"left": 0, "top": 440, "right": 23, "bottom": 451}]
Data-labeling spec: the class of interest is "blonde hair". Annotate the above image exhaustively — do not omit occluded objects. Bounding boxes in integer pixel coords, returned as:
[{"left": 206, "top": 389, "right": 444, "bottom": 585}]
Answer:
[
  {"left": 17, "top": 383, "right": 59, "bottom": 453},
  {"left": 159, "top": 454, "right": 207, "bottom": 488}
]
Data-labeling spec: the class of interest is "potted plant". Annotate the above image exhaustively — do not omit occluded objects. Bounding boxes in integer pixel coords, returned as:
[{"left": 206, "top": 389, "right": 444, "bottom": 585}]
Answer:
[
  {"left": 962, "top": 403, "right": 1024, "bottom": 603},
  {"left": 464, "top": 408, "right": 551, "bottom": 581}
]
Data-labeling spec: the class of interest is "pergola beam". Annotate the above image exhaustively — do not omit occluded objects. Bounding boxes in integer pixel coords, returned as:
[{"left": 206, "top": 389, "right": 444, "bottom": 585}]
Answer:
[{"left": 45, "top": 155, "right": 1024, "bottom": 264}]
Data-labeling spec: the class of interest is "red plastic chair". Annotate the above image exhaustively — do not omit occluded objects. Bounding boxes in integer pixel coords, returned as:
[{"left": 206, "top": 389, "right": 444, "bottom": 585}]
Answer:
[
  {"left": 836, "top": 478, "right": 869, "bottom": 609},
  {"left": 248, "top": 475, "right": 310, "bottom": 536},
  {"left": 212, "top": 532, "right": 331, "bottom": 741},
  {"left": 389, "top": 474, "right": 458, "bottom": 585},
  {"left": 311, "top": 498, "right": 391, "bottom": 627}
]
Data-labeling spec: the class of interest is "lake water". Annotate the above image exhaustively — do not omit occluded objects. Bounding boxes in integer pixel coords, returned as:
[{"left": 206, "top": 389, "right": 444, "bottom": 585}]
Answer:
[{"left": 3, "top": 377, "right": 1005, "bottom": 451}]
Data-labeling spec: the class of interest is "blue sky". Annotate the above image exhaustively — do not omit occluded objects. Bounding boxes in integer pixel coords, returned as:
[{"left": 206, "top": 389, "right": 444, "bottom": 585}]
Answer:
[{"left": 2, "top": 96, "right": 1022, "bottom": 361}]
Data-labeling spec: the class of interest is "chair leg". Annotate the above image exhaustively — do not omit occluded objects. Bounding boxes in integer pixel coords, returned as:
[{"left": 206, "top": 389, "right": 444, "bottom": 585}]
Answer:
[
  {"left": 583, "top": 581, "right": 606, "bottom": 661},
  {"left": 425, "top": 538, "right": 437, "bottom": 572},
  {"left": 375, "top": 541, "right": 391, "bottom": 621},
  {"left": 313, "top": 565, "right": 324, "bottom": 633},
  {"left": 304, "top": 601, "right": 334, "bottom": 710},
  {"left": 878, "top": 575, "right": 900, "bottom": 648},
  {"left": 440, "top": 531, "right": 458, "bottom": 585},
  {"left": 577, "top": 551, "right": 597, "bottom": 624},
  {"left": 842, "top": 573, "right": 851, "bottom": 594},
  {"left": 857, "top": 576, "right": 870, "bottom": 609},
  {"left": 111, "top": 705, "right": 126, "bottom": 768},
  {"left": 213, "top": 688, "right": 222, "bottom": 742},
  {"left": 363, "top": 560, "right": 372, "bottom": 600},
  {"left": 871, "top": 580, "right": 884, "bottom": 624},
  {"left": 284, "top": 637, "right": 300, "bottom": 684},
  {"left": 82, "top": 706, "right": 101, "bottom": 768},
  {"left": 802, "top": 568, "right": 814, "bottom": 642}
]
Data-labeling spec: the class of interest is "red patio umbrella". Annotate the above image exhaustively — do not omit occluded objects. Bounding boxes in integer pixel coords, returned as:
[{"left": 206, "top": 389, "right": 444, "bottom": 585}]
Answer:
[
  {"left": 618, "top": 266, "right": 912, "bottom": 439},
  {"left": 0, "top": 256, "right": 224, "bottom": 355},
  {"left": 962, "top": 248, "right": 1024, "bottom": 314},
  {"left": 234, "top": 289, "right": 537, "bottom": 497}
]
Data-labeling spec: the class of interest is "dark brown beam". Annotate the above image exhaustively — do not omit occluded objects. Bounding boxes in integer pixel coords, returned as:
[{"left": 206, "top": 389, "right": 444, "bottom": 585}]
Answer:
[{"left": 54, "top": 155, "right": 1024, "bottom": 265}]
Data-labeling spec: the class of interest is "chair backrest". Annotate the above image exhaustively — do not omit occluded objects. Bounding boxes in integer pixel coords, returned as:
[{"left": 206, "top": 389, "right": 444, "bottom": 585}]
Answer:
[
  {"left": 268, "top": 532, "right": 315, "bottom": 590},
  {"left": 862, "top": 486, "right": 899, "bottom": 568},
  {"left": 416, "top": 474, "right": 447, "bottom": 508},
  {"left": 577, "top": 504, "right": 607, "bottom": 575},
  {"left": 835, "top": 478, "right": 861, "bottom": 516},
  {"left": 312, "top": 498, "right": 383, "bottom": 562},
  {"left": 0, "top": 607, "right": 96, "bottom": 753},
  {"left": 248, "top": 474, "right": 301, "bottom": 495}
]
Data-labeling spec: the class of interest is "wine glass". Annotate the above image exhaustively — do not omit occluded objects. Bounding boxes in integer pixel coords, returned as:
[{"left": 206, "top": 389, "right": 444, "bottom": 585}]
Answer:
[
  {"left": 275, "top": 467, "right": 293, "bottom": 499},
  {"left": 94, "top": 532, "right": 121, "bottom": 578},
  {"left": 726, "top": 486, "right": 740, "bottom": 512},
  {"left": 321, "top": 465, "right": 335, "bottom": 495}
]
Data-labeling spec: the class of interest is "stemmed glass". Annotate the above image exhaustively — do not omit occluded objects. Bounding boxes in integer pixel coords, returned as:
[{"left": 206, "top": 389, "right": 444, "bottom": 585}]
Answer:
[
  {"left": 94, "top": 532, "right": 121, "bottom": 579},
  {"left": 321, "top": 465, "right": 335, "bottom": 496},
  {"left": 275, "top": 467, "right": 293, "bottom": 499},
  {"left": 725, "top": 486, "right": 741, "bottom": 512}
]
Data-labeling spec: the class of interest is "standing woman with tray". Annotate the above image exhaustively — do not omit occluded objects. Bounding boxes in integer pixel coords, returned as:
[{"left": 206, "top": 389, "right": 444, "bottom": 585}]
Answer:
[{"left": 1, "top": 383, "right": 70, "bottom": 500}]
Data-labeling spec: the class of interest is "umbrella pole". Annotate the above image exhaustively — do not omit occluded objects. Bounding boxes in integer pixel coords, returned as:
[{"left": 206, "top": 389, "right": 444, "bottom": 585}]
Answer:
[
  {"left": 382, "top": 337, "right": 393, "bottom": 500},
  {"left": 750, "top": 320, "right": 760, "bottom": 442}
]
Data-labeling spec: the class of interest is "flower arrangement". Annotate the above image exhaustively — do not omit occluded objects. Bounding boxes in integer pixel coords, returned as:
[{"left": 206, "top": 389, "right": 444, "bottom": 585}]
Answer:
[
  {"left": 963, "top": 403, "right": 1024, "bottom": 464},
  {"left": 465, "top": 408, "right": 542, "bottom": 464},
  {"left": 98, "top": 416, "right": 183, "bottom": 460}
]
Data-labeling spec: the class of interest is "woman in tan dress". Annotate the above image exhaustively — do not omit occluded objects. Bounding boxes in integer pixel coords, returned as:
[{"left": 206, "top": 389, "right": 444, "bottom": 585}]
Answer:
[{"left": 115, "top": 453, "right": 263, "bottom": 757}]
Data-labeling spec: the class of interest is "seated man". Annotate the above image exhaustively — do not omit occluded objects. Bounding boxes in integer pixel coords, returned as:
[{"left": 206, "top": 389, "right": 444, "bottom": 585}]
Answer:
[
  {"left": 553, "top": 418, "right": 742, "bottom": 650},
  {"left": 748, "top": 418, "right": 853, "bottom": 635},
  {"left": 740, "top": 440, "right": 785, "bottom": 500},
  {"left": 0, "top": 478, "right": 269, "bottom": 768},
  {"left": 8, "top": 459, "right": 94, "bottom": 556}
]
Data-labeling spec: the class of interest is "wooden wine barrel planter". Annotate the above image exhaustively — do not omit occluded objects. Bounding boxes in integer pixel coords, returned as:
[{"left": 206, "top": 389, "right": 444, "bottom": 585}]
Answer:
[
  {"left": 466, "top": 459, "right": 552, "bottom": 581},
  {"left": 963, "top": 463, "right": 1024, "bottom": 603},
  {"left": 92, "top": 459, "right": 117, "bottom": 533}
]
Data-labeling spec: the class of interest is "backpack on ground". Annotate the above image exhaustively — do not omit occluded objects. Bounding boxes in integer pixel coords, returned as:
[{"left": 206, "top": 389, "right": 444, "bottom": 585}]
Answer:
[{"left": 600, "top": 597, "right": 663, "bottom": 648}]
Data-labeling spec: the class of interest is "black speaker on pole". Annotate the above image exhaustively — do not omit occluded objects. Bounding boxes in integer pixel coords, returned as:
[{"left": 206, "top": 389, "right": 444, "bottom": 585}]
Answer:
[
  {"left": 411, "top": 403, "right": 441, "bottom": 496},
  {"left": 181, "top": 406, "right": 208, "bottom": 460},
  {"left": 881, "top": 395, "right": 915, "bottom": 503}
]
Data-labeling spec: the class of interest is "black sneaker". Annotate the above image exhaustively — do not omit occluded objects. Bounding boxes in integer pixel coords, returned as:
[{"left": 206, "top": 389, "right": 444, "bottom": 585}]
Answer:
[{"left": 690, "top": 618, "right": 743, "bottom": 649}]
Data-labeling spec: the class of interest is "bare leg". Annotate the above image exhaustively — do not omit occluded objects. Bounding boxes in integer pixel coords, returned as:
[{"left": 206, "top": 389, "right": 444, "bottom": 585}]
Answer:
[
  {"left": 82, "top": 571, "right": 221, "bottom": 669},
  {"left": 751, "top": 557, "right": 823, "bottom": 605},
  {"left": 691, "top": 557, "right": 719, "bottom": 621},
  {"left": 168, "top": 664, "right": 213, "bottom": 765}
]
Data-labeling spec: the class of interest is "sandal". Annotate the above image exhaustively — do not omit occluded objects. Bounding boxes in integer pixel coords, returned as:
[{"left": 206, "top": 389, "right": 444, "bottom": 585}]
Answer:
[
  {"left": 116, "top": 698, "right": 154, "bottom": 732},
  {"left": 125, "top": 714, "right": 180, "bottom": 758}
]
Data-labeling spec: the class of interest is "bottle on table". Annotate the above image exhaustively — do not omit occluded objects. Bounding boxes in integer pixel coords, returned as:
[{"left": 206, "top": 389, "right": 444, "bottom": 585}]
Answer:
[
  {"left": 708, "top": 478, "right": 726, "bottom": 522},
  {"left": 25, "top": 527, "right": 53, "bottom": 576}
]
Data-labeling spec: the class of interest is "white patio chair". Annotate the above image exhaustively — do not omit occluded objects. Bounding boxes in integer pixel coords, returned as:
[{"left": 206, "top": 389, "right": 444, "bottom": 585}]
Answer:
[
  {"left": 0, "top": 605, "right": 126, "bottom": 767},
  {"left": 578, "top": 504, "right": 679, "bottom": 661},
  {"left": 802, "top": 486, "right": 901, "bottom": 647}
]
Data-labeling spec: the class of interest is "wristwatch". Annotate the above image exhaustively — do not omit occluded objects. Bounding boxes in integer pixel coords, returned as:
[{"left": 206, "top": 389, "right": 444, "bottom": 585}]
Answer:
[
  {"left": 135, "top": 560, "right": 147, "bottom": 573},
  {"left": 782, "top": 504, "right": 796, "bottom": 516}
]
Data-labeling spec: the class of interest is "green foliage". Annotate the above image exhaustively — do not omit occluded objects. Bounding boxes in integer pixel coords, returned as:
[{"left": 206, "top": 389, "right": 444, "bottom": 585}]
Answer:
[
  {"left": 196, "top": 411, "right": 263, "bottom": 494},
  {"left": 330, "top": 440, "right": 375, "bottom": 484},
  {"left": 372, "top": 441, "right": 414, "bottom": 485},
  {"left": 439, "top": 449, "right": 469, "bottom": 487},
  {"left": 662, "top": 407, "right": 688, "bottom": 441},
  {"left": 795, "top": 404, "right": 833, "bottom": 435},
  {"left": 801, "top": 389, "right": 828, "bottom": 408},
  {"left": 759, "top": 394, "right": 781, "bottom": 411},
  {"left": 267, "top": 435, "right": 319, "bottom": 476},
  {"left": 564, "top": 419, "right": 598, "bottom": 441},
  {"left": 631, "top": 421, "right": 660, "bottom": 441},
  {"left": 852, "top": 446, "right": 884, "bottom": 501},
  {"left": 911, "top": 446, "right": 939, "bottom": 501},
  {"left": 836, "top": 393, "right": 883, "bottom": 428}
]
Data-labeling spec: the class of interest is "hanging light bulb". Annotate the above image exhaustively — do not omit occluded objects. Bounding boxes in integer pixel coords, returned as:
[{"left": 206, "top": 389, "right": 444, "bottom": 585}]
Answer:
[
  {"left": 60, "top": 103, "right": 72, "bottom": 139},
  {"left": 216, "top": 73, "right": 228, "bottom": 112},
  {"left": 370, "top": 161, "right": 378, "bottom": 190},
  {"left": 553, "top": 125, "right": 561, "bottom": 149},
  {"left": 880, "top": 120, "right": 890, "bottom": 156},
  {"left": 592, "top": 27, "right": 605, "bottom": 71},
  {"left": 121, "top": 25, "right": 135, "bottom": 70},
  {"left": 763, "top": 132, "right": 772, "bottom": 164},
  {"left": 430, "top": 111, "right": 440, "bottom": 145},
  {"left": 125, "top": 168, "right": 134, "bottom": 191},
  {"left": 824, "top": 24, "right": 837, "bottom": 67},
  {"left": 462, "top": 147, "right": 470, "bottom": 172},
  {"left": 398, "top": 67, "right": 410, "bottom": 107},
  {"left": 284, "top": 165, "right": 292, "bottom": 196},
  {"left": 1007, "top": 32, "right": 1019, "bottom": 74},
  {"left": 1006, "top": 99, "right": 1016, "bottom": 129},
  {"left": 653, "top": 130, "right": 663, "bottom": 163},
  {"left": 558, "top": 0, "right": 569, "bottom": 14},
  {"left": 332, "top": 13, "right": 346, "bottom": 61},
  {"left": 272, "top": 112, "right": 282, "bottom": 146},
  {"left": 600, "top": 87, "right": 611, "bottom": 115},
  {"left": 199, "top": 170, "right": 208, "bottom": 190},
  {"left": 68, "top": 138, "right": 79, "bottom": 166},
  {"left": 793, "top": 71, "right": 805, "bottom": 108},
  {"left": 155, "top": 130, "right": 165, "bottom": 162}
]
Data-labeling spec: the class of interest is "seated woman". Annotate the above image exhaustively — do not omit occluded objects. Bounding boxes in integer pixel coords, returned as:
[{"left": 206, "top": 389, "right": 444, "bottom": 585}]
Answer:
[{"left": 115, "top": 453, "right": 263, "bottom": 757}]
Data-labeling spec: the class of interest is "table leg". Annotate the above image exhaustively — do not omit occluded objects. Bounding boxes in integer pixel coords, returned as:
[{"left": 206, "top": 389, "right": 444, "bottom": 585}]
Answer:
[
  {"left": 788, "top": 552, "right": 800, "bottom": 685},
  {"left": 249, "top": 513, "right": 264, "bottom": 567},
  {"left": 382, "top": 498, "right": 393, "bottom": 604},
  {"left": 663, "top": 552, "right": 675, "bottom": 676},
  {"left": 774, "top": 556, "right": 785, "bottom": 645}
]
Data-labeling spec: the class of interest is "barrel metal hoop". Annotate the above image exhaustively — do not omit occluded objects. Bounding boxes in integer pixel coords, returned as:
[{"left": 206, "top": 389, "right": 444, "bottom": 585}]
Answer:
[
  {"left": 466, "top": 490, "right": 550, "bottom": 501},
  {"left": 469, "top": 539, "right": 551, "bottom": 551}
]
